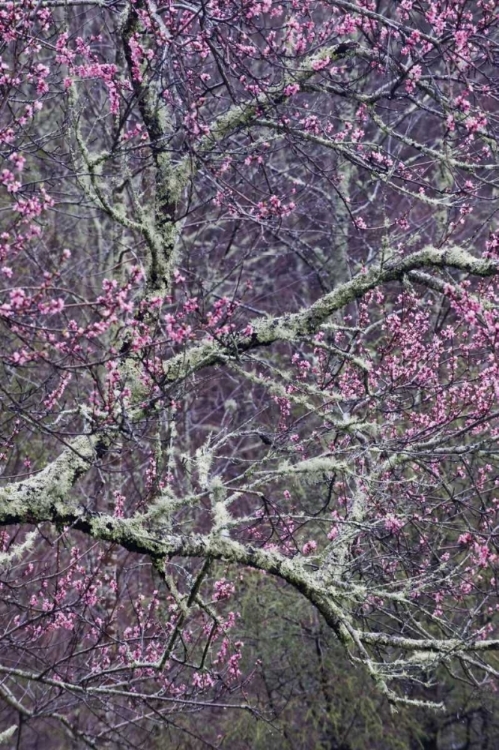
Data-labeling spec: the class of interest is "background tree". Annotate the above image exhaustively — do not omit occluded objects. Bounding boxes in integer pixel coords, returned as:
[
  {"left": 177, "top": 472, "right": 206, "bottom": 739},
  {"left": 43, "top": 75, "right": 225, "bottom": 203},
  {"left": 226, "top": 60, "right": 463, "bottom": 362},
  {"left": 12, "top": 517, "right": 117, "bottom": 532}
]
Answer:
[{"left": 1, "top": 0, "right": 499, "bottom": 746}]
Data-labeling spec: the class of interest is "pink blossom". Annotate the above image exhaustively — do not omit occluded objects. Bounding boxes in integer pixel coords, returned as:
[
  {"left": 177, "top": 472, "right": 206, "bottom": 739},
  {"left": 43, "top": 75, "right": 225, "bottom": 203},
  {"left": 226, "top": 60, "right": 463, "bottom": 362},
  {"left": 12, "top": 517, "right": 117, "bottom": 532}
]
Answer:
[{"left": 302, "top": 540, "right": 317, "bottom": 556}]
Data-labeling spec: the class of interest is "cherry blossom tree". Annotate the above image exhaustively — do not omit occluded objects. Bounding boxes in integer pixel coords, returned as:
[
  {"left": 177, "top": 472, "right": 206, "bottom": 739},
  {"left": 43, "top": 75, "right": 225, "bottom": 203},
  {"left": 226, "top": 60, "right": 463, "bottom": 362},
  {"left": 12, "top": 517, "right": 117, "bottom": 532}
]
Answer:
[{"left": 1, "top": 0, "right": 499, "bottom": 745}]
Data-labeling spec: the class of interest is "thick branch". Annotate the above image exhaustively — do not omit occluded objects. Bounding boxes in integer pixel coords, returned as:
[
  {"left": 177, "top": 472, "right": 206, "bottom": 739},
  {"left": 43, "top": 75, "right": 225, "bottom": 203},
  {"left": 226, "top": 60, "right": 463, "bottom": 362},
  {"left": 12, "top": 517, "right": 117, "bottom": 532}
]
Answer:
[
  {"left": 360, "top": 632, "right": 499, "bottom": 653},
  {"left": 163, "top": 246, "right": 499, "bottom": 383},
  {"left": 0, "top": 435, "right": 105, "bottom": 525}
]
